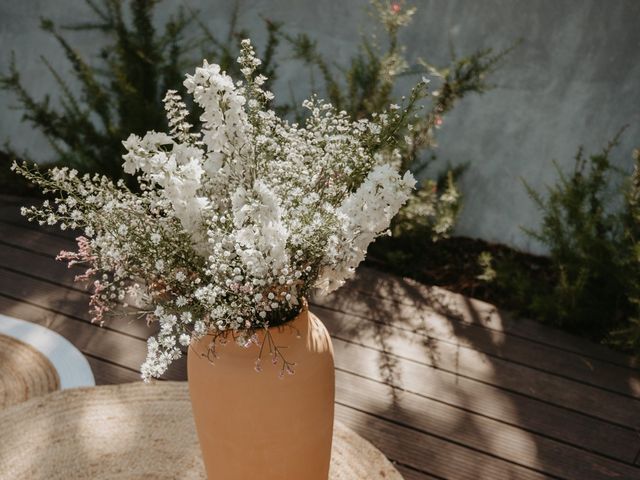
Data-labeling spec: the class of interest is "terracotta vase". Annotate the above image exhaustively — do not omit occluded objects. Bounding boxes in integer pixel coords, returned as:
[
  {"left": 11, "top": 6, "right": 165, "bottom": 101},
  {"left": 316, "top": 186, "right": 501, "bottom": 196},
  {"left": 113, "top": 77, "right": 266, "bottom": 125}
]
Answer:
[{"left": 187, "top": 306, "right": 335, "bottom": 480}]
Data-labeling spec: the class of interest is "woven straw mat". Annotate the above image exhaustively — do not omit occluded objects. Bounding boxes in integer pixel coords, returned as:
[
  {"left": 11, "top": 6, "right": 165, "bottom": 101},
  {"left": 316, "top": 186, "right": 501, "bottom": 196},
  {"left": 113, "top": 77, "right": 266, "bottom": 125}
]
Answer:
[
  {"left": 0, "top": 381, "right": 403, "bottom": 479},
  {"left": 0, "top": 334, "right": 59, "bottom": 410}
]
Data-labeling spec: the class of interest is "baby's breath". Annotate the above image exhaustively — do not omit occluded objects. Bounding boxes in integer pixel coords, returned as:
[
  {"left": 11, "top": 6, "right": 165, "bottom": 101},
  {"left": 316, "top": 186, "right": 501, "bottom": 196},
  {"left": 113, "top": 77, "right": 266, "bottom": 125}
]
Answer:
[{"left": 13, "top": 39, "right": 416, "bottom": 381}]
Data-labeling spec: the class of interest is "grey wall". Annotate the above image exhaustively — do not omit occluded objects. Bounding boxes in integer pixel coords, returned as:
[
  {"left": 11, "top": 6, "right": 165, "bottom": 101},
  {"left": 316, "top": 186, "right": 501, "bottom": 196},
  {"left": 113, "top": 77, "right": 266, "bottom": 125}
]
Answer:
[{"left": 1, "top": 0, "right": 639, "bottom": 253}]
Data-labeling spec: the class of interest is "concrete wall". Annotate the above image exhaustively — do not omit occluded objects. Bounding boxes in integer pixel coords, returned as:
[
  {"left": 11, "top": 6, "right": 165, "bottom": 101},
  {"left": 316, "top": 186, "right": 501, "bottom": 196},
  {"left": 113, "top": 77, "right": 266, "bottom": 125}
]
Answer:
[{"left": 1, "top": 0, "right": 639, "bottom": 253}]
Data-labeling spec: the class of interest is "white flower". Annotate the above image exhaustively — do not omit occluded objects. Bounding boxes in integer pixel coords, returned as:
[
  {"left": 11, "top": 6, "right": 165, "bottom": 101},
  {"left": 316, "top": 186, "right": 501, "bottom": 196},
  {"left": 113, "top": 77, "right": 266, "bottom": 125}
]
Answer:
[
  {"left": 13, "top": 38, "right": 416, "bottom": 380},
  {"left": 194, "top": 320, "right": 206, "bottom": 336}
]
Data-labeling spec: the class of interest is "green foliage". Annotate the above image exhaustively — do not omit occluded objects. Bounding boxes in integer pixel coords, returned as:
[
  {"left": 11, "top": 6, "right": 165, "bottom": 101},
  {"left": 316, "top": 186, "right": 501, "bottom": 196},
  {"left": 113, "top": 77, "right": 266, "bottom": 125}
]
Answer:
[
  {"left": 493, "top": 136, "right": 640, "bottom": 352},
  {"left": 391, "top": 171, "right": 461, "bottom": 240},
  {"left": 607, "top": 148, "right": 640, "bottom": 352},
  {"left": 283, "top": 0, "right": 513, "bottom": 245},
  {"left": 476, "top": 251, "right": 497, "bottom": 283},
  {"left": 1, "top": 0, "right": 281, "bottom": 189},
  {"left": 3, "top": 0, "right": 508, "bottom": 248}
]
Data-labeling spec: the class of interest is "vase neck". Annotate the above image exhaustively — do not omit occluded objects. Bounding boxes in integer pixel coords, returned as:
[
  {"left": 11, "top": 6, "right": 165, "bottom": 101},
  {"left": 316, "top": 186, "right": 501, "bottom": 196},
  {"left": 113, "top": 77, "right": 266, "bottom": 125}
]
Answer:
[{"left": 191, "top": 306, "right": 313, "bottom": 359}]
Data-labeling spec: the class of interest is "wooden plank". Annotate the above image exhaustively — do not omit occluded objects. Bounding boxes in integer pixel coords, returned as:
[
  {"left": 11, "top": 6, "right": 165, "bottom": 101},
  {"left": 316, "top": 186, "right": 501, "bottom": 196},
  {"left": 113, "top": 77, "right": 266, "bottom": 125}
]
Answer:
[
  {"left": 336, "top": 370, "right": 640, "bottom": 478},
  {"left": 314, "top": 289, "right": 640, "bottom": 399},
  {"left": 2, "top": 237, "right": 638, "bottom": 416},
  {"left": 395, "top": 465, "right": 441, "bottom": 480},
  {"left": 0, "top": 240, "right": 87, "bottom": 290},
  {"left": 2, "top": 197, "right": 638, "bottom": 371},
  {"left": 2, "top": 234, "right": 639, "bottom": 431},
  {"left": 2, "top": 205, "right": 633, "bottom": 370},
  {"left": 0, "top": 294, "right": 145, "bottom": 366},
  {"left": 0, "top": 222, "right": 77, "bottom": 257},
  {"left": 0, "top": 201, "right": 77, "bottom": 240},
  {"left": 0, "top": 267, "right": 151, "bottom": 339},
  {"left": 334, "top": 404, "right": 551, "bottom": 480},
  {"left": 0, "top": 295, "right": 187, "bottom": 381},
  {"left": 86, "top": 356, "right": 143, "bottom": 385},
  {"left": 330, "top": 335, "right": 640, "bottom": 464},
  {"left": 3, "top": 220, "right": 636, "bottom": 400},
  {"left": 4, "top": 217, "right": 638, "bottom": 393},
  {"left": 0, "top": 194, "right": 33, "bottom": 205},
  {"left": 339, "top": 266, "right": 640, "bottom": 370}
]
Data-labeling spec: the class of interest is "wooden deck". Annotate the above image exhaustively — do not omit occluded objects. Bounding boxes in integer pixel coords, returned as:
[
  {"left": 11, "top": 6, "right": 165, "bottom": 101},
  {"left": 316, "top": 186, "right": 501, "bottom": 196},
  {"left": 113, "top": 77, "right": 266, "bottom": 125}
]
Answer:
[{"left": 1, "top": 195, "right": 640, "bottom": 479}]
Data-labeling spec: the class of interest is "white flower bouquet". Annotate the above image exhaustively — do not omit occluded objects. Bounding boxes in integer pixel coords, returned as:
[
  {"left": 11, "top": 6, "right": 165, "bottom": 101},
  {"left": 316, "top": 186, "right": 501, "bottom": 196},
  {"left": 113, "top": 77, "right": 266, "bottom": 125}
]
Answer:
[{"left": 13, "top": 40, "right": 422, "bottom": 380}]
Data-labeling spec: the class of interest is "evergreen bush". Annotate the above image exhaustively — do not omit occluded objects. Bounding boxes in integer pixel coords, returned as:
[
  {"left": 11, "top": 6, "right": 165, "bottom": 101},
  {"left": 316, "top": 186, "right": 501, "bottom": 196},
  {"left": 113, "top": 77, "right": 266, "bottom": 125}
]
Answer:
[
  {"left": 0, "top": 0, "right": 280, "bottom": 190},
  {"left": 492, "top": 136, "right": 640, "bottom": 352}
]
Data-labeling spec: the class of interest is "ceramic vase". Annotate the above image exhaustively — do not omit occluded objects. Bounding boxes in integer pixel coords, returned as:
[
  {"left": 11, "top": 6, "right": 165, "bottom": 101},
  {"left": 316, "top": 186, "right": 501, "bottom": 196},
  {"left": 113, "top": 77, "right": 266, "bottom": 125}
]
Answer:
[{"left": 188, "top": 306, "right": 335, "bottom": 479}]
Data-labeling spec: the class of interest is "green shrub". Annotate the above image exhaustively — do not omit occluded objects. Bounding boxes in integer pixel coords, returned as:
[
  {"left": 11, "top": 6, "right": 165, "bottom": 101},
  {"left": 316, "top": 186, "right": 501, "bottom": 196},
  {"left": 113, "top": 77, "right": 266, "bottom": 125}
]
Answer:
[
  {"left": 606, "top": 148, "right": 640, "bottom": 352},
  {"left": 0, "top": 0, "right": 280, "bottom": 189},
  {"left": 493, "top": 136, "right": 640, "bottom": 352},
  {"left": 284, "top": 0, "right": 514, "bottom": 244}
]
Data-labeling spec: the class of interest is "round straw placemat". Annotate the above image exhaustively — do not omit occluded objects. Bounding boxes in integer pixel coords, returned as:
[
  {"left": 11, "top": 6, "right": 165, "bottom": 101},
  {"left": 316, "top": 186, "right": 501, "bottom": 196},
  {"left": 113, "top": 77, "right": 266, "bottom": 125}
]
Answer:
[
  {"left": 0, "top": 334, "right": 59, "bottom": 410},
  {"left": 0, "top": 315, "right": 94, "bottom": 391},
  {"left": 0, "top": 382, "right": 403, "bottom": 480}
]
